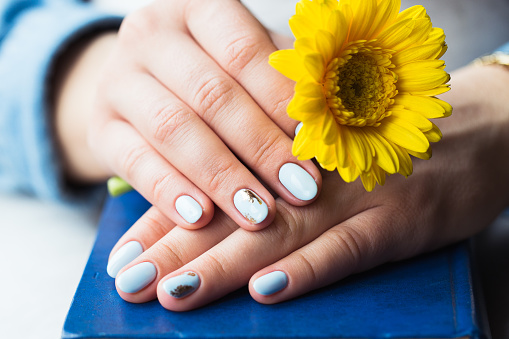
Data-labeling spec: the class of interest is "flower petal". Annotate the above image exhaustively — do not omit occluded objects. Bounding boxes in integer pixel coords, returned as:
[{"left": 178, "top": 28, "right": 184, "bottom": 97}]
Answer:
[
  {"left": 343, "top": 127, "right": 372, "bottom": 172},
  {"left": 376, "top": 18, "right": 414, "bottom": 49},
  {"left": 395, "top": 94, "right": 450, "bottom": 119},
  {"left": 390, "top": 142, "right": 413, "bottom": 177},
  {"left": 391, "top": 108, "right": 433, "bottom": 131},
  {"left": 364, "top": 128, "right": 400, "bottom": 174},
  {"left": 392, "top": 43, "right": 443, "bottom": 66},
  {"left": 377, "top": 116, "right": 430, "bottom": 153},
  {"left": 303, "top": 52, "right": 326, "bottom": 82},
  {"left": 423, "top": 123, "right": 442, "bottom": 142},
  {"left": 269, "top": 50, "right": 305, "bottom": 82},
  {"left": 366, "top": 0, "right": 401, "bottom": 39}
]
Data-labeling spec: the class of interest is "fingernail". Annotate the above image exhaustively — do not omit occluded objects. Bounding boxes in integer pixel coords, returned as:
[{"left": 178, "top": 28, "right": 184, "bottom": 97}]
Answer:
[
  {"left": 233, "top": 189, "right": 269, "bottom": 224},
  {"left": 175, "top": 195, "right": 203, "bottom": 224},
  {"left": 163, "top": 271, "right": 200, "bottom": 298},
  {"left": 253, "top": 271, "right": 288, "bottom": 296},
  {"left": 116, "top": 262, "right": 157, "bottom": 294},
  {"left": 295, "top": 122, "right": 303, "bottom": 136},
  {"left": 279, "top": 163, "right": 318, "bottom": 201},
  {"left": 107, "top": 241, "right": 143, "bottom": 278}
]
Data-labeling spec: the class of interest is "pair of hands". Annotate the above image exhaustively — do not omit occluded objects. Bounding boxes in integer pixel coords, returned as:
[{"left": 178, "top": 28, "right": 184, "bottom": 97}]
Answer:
[{"left": 55, "top": 0, "right": 509, "bottom": 311}]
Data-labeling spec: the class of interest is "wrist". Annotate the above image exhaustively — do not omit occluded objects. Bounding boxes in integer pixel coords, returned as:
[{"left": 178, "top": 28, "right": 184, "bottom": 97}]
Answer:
[{"left": 54, "top": 32, "right": 117, "bottom": 183}]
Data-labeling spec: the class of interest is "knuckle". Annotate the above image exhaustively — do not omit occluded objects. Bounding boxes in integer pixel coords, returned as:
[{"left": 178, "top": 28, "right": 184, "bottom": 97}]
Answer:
[
  {"left": 203, "top": 251, "right": 230, "bottom": 282},
  {"left": 270, "top": 203, "right": 306, "bottom": 247},
  {"left": 328, "top": 226, "right": 366, "bottom": 271},
  {"left": 250, "top": 131, "right": 286, "bottom": 168},
  {"left": 271, "top": 95, "right": 293, "bottom": 120},
  {"left": 193, "top": 75, "right": 234, "bottom": 122},
  {"left": 224, "top": 35, "right": 260, "bottom": 77},
  {"left": 150, "top": 173, "right": 174, "bottom": 205},
  {"left": 120, "top": 143, "right": 152, "bottom": 182},
  {"left": 141, "top": 213, "right": 171, "bottom": 240},
  {"left": 118, "top": 9, "right": 159, "bottom": 46},
  {"left": 153, "top": 240, "right": 186, "bottom": 269},
  {"left": 293, "top": 252, "right": 318, "bottom": 284},
  {"left": 202, "top": 156, "right": 238, "bottom": 193},
  {"left": 150, "top": 103, "right": 195, "bottom": 146}
]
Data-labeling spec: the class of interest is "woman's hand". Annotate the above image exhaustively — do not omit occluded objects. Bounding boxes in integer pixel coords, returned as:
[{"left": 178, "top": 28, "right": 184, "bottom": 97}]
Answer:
[
  {"left": 109, "top": 64, "right": 509, "bottom": 309},
  {"left": 55, "top": 0, "right": 322, "bottom": 234}
]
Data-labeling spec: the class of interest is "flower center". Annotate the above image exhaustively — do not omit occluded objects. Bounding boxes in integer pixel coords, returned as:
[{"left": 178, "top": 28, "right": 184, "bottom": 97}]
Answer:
[{"left": 324, "top": 41, "right": 398, "bottom": 127}]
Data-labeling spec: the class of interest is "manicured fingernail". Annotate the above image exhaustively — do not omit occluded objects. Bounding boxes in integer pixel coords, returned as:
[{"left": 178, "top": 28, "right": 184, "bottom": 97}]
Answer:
[
  {"left": 107, "top": 241, "right": 143, "bottom": 278},
  {"left": 279, "top": 163, "right": 318, "bottom": 201},
  {"left": 163, "top": 271, "right": 200, "bottom": 299},
  {"left": 116, "top": 262, "right": 156, "bottom": 294},
  {"left": 233, "top": 189, "right": 269, "bottom": 224},
  {"left": 253, "top": 271, "right": 288, "bottom": 296},
  {"left": 295, "top": 122, "right": 303, "bottom": 136},
  {"left": 175, "top": 195, "right": 203, "bottom": 224}
]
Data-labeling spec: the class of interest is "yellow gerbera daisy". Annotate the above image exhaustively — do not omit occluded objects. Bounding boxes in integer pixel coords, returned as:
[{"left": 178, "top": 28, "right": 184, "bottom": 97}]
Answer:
[{"left": 269, "top": 0, "right": 452, "bottom": 191}]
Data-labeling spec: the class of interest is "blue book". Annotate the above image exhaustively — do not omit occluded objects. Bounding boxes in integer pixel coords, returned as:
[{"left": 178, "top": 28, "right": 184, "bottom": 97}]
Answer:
[{"left": 63, "top": 191, "right": 489, "bottom": 339}]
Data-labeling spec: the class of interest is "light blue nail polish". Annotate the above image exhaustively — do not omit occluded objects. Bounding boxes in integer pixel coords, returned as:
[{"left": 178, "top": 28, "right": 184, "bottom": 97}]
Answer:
[
  {"left": 253, "top": 271, "right": 288, "bottom": 296},
  {"left": 175, "top": 195, "right": 203, "bottom": 224},
  {"left": 279, "top": 163, "right": 318, "bottom": 201},
  {"left": 107, "top": 241, "right": 143, "bottom": 278},
  {"left": 116, "top": 262, "right": 157, "bottom": 294},
  {"left": 295, "top": 122, "right": 303, "bottom": 136},
  {"left": 162, "top": 271, "right": 200, "bottom": 298}
]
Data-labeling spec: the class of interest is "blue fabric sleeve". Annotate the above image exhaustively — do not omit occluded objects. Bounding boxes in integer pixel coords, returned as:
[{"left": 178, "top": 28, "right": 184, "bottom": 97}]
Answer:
[
  {"left": 0, "top": 0, "right": 122, "bottom": 203},
  {"left": 497, "top": 42, "right": 509, "bottom": 54}
]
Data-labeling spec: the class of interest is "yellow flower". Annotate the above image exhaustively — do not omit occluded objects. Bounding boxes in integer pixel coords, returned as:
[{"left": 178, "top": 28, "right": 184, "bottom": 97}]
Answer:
[{"left": 269, "top": 0, "right": 452, "bottom": 191}]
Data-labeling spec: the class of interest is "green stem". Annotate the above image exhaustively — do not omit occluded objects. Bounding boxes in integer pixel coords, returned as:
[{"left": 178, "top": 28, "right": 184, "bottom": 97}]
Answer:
[{"left": 107, "top": 176, "right": 133, "bottom": 197}]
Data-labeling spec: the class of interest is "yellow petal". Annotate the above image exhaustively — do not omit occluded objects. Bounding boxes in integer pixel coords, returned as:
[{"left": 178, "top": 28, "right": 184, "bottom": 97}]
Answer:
[
  {"left": 391, "top": 108, "right": 433, "bottom": 131},
  {"left": 336, "top": 126, "right": 348, "bottom": 168},
  {"left": 391, "top": 18, "right": 432, "bottom": 51},
  {"left": 395, "top": 94, "right": 448, "bottom": 119},
  {"left": 343, "top": 127, "right": 372, "bottom": 172},
  {"left": 377, "top": 116, "right": 429, "bottom": 153},
  {"left": 348, "top": 0, "right": 377, "bottom": 41},
  {"left": 315, "top": 29, "right": 336, "bottom": 64},
  {"left": 289, "top": 15, "right": 317, "bottom": 40},
  {"left": 392, "top": 43, "right": 443, "bottom": 65},
  {"left": 408, "top": 85, "right": 450, "bottom": 96},
  {"left": 364, "top": 128, "right": 400, "bottom": 173},
  {"left": 337, "top": 159, "right": 360, "bottom": 183},
  {"left": 397, "top": 5, "right": 427, "bottom": 21},
  {"left": 423, "top": 123, "right": 442, "bottom": 142},
  {"left": 292, "top": 127, "right": 316, "bottom": 160},
  {"left": 303, "top": 52, "right": 326, "bottom": 82},
  {"left": 390, "top": 142, "right": 413, "bottom": 177},
  {"left": 322, "top": 110, "right": 339, "bottom": 145},
  {"left": 295, "top": 78, "right": 324, "bottom": 99},
  {"left": 397, "top": 68, "right": 450, "bottom": 92},
  {"left": 366, "top": 0, "right": 401, "bottom": 39},
  {"left": 376, "top": 18, "right": 414, "bottom": 49},
  {"left": 408, "top": 147, "right": 432, "bottom": 160},
  {"left": 326, "top": 9, "right": 348, "bottom": 55},
  {"left": 360, "top": 172, "right": 377, "bottom": 192},
  {"left": 269, "top": 50, "right": 305, "bottom": 82}
]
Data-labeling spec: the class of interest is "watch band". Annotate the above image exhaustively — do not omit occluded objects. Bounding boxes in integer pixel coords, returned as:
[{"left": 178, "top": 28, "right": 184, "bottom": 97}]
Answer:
[{"left": 473, "top": 51, "right": 509, "bottom": 68}]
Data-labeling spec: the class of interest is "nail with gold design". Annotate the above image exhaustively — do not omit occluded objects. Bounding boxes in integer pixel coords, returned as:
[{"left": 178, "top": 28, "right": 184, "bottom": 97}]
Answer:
[
  {"left": 233, "top": 189, "right": 269, "bottom": 224},
  {"left": 162, "top": 271, "right": 200, "bottom": 299}
]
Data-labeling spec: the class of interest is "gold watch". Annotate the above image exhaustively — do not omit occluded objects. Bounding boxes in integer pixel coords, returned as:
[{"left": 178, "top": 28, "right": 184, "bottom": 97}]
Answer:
[{"left": 472, "top": 51, "right": 509, "bottom": 69}]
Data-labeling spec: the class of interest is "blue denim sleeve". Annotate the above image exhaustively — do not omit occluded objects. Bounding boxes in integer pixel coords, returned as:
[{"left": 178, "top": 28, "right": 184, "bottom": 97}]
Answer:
[{"left": 0, "top": 0, "right": 122, "bottom": 203}]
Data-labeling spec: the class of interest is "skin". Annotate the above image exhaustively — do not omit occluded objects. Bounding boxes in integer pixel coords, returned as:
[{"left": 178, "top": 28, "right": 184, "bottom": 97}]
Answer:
[
  {"left": 57, "top": 0, "right": 322, "bottom": 232},
  {"left": 55, "top": 0, "right": 509, "bottom": 310}
]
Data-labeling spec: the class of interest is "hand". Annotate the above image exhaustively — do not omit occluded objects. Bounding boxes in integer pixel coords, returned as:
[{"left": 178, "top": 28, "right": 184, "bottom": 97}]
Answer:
[
  {"left": 108, "top": 64, "right": 509, "bottom": 309},
  {"left": 55, "top": 0, "right": 322, "bottom": 234}
]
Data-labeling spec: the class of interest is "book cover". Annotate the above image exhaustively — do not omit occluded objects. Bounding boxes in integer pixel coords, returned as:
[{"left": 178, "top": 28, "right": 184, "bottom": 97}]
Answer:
[{"left": 62, "top": 191, "right": 489, "bottom": 339}]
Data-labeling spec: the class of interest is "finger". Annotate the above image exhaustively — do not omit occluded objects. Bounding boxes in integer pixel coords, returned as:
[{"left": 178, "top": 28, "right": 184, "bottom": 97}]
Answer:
[
  {"left": 132, "top": 29, "right": 321, "bottom": 205},
  {"left": 105, "top": 73, "right": 276, "bottom": 230},
  {"left": 185, "top": 0, "right": 297, "bottom": 136},
  {"left": 107, "top": 206, "right": 175, "bottom": 278},
  {"left": 90, "top": 117, "right": 214, "bottom": 229},
  {"left": 154, "top": 192, "right": 364, "bottom": 311},
  {"left": 249, "top": 207, "right": 409, "bottom": 303},
  {"left": 114, "top": 210, "right": 238, "bottom": 303}
]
